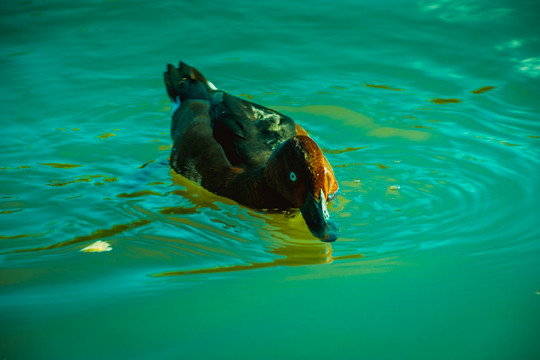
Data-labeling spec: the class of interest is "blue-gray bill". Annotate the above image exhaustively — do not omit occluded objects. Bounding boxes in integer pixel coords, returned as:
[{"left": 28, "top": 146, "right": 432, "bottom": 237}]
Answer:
[{"left": 300, "top": 190, "right": 339, "bottom": 242}]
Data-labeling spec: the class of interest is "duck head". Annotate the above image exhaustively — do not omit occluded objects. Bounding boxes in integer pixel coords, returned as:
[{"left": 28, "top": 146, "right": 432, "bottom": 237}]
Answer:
[{"left": 265, "top": 135, "right": 339, "bottom": 242}]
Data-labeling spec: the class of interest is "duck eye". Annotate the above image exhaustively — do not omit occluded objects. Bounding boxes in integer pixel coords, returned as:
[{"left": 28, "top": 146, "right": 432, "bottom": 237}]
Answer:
[{"left": 289, "top": 171, "right": 297, "bottom": 182}]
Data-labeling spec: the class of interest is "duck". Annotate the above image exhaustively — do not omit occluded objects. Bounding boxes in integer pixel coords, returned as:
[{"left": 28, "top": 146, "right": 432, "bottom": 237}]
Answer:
[{"left": 163, "top": 61, "right": 339, "bottom": 242}]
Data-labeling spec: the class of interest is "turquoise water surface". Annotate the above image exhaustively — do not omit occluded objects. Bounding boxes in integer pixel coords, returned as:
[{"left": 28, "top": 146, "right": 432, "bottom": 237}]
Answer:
[{"left": 1, "top": 0, "right": 539, "bottom": 359}]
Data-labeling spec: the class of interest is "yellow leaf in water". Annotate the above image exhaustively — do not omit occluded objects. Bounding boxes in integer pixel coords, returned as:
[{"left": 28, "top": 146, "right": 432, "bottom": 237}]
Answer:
[{"left": 81, "top": 240, "right": 112, "bottom": 252}]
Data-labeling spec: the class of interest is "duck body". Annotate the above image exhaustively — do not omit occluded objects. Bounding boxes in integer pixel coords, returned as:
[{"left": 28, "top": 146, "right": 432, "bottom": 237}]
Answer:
[{"left": 164, "top": 61, "right": 339, "bottom": 241}]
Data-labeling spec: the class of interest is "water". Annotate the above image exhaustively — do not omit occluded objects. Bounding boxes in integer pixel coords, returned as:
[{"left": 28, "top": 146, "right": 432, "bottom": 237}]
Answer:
[{"left": 1, "top": 0, "right": 539, "bottom": 359}]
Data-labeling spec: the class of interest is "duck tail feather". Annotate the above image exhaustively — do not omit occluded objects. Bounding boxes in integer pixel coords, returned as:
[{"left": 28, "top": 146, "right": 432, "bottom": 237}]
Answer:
[
  {"left": 178, "top": 61, "right": 207, "bottom": 83},
  {"left": 163, "top": 64, "right": 182, "bottom": 102},
  {"left": 164, "top": 61, "right": 216, "bottom": 104}
]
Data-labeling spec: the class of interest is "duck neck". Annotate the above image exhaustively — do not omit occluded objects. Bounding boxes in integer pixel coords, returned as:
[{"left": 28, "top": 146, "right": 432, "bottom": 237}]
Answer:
[{"left": 226, "top": 167, "right": 289, "bottom": 210}]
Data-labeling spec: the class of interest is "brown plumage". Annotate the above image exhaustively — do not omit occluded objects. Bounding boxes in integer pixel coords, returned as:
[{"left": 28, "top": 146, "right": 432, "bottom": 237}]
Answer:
[{"left": 164, "top": 61, "right": 339, "bottom": 241}]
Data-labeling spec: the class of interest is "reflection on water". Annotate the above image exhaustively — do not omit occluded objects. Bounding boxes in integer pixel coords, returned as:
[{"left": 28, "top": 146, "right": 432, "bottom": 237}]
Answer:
[
  {"left": 4, "top": 99, "right": 531, "bottom": 270},
  {"left": 153, "top": 242, "right": 345, "bottom": 277},
  {"left": 277, "top": 105, "right": 435, "bottom": 141},
  {"left": 2, "top": 100, "right": 536, "bottom": 274},
  {"left": 154, "top": 171, "right": 365, "bottom": 275},
  {"left": 10, "top": 219, "right": 151, "bottom": 254},
  {"left": 471, "top": 86, "right": 495, "bottom": 94},
  {"left": 429, "top": 98, "right": 461, "bottom": 104},
  {"left": 2, "top": 0, "right": 540, "bottom": 357}
]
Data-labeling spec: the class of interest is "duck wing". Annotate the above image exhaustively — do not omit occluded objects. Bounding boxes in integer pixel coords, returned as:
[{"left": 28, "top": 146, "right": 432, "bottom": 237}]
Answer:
[
  {"left": 164, "top": 62, "right": 235, "bottom": 193},
  {"left": 210, "top": 91, "right": 297, "bottom": 170}
]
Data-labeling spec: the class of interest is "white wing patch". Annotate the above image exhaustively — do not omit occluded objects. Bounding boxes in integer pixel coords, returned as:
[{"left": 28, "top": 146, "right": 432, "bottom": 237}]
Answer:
[
  {"left": 252, "top": 108, "right": 280, "bottom": 130},
  {"left": 207, "top": 81, "right": 218, "bottom": 90}
]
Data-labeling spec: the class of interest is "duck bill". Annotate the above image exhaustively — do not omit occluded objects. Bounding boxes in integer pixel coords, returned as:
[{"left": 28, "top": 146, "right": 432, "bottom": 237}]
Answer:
[{"left": 300, "top": 189, "right": 339, "bottom": 242}]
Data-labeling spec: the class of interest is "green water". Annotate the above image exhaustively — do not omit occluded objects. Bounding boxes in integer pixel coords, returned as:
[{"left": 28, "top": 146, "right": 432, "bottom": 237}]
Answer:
[{"left": 1, "top": 0, "right": 539, "bottom": 359}]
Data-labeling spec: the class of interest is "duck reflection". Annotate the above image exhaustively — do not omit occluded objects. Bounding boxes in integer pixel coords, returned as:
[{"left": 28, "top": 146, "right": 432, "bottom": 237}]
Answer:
[
  {"left": 152, "top": 243, "right": 337, "bottom": 277},
  {"left": 154, "top": 175, "right": 363, "bottom": 277}
]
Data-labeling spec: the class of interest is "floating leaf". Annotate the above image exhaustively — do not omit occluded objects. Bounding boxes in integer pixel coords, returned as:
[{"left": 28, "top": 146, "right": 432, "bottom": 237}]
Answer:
[{"left": 81, "top": 240, "right": 112, "bottom": 253}]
